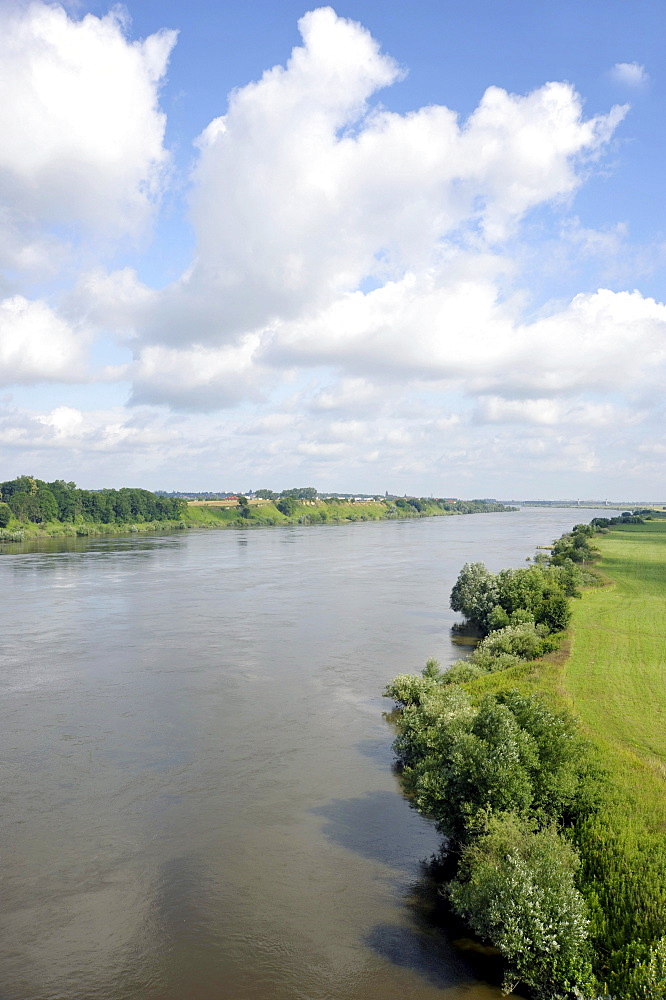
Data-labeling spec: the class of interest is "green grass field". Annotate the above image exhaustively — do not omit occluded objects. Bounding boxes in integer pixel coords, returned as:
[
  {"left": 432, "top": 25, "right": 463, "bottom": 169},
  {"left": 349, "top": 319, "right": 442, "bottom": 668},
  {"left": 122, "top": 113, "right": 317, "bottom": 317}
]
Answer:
[{"left": 566, "top": 522, "right": 666, "bottom": 827}]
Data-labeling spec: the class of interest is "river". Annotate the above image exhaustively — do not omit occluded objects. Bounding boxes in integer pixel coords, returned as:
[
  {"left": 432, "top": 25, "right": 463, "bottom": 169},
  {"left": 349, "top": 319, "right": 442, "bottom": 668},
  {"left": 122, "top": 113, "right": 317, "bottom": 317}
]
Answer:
[{"left": 0, "top": 507, "right": 608, "bottom": 1000}]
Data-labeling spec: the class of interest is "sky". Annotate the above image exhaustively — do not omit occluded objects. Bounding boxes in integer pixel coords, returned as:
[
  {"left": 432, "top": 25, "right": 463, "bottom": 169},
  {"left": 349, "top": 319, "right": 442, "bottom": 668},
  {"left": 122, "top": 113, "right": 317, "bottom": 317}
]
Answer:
[{"left": 0, "top": 0, "right": 665, "bottom": 498}]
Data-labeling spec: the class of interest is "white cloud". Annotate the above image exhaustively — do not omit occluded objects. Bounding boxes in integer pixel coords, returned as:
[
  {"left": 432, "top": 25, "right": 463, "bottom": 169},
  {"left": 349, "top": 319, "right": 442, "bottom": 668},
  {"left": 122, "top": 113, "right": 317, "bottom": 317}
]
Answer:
[
  {"left": 68, "top": 268, "right": 156, "bottom": 335},
  {"left": 39, "top": 404, "right": 85, "bottom": 437},
  {"left": 0, "top": 1, "right": 176, "bottom": 266},
  {"left": 474, "top": 397, "right": 635, "bottom": 428},
  {"left": 135, "top": 7, "right": 625, "bottom": 351},
  {"left": 126, "top": 336, "right": 265, "bottom": 411},
  {"left": 0, "top": 295, "right": 88, "bottom": 383},
  {"left": 265, "top": 275, "right": 666, "bottom": 402},
  {"left": 610, "top": 62, "right": 648, "bottom": 88}
]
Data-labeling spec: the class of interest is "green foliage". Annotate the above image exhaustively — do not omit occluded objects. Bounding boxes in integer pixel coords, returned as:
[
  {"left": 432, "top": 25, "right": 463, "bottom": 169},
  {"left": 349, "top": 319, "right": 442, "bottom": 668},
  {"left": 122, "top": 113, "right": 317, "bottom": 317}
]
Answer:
[
  {"left": 279, "top": 486, "right": 317, "bottom": 499},
  {"left": 275, "top": 496, "right": 297, "bottom": 516},
  {"left": 383, "top": 659, "right": 443, "bottom": 705},
  {"left": 389, "top": 688, "right": 598, "bottom": 840},
  {"left": 624, "top": 937, "right": 666, "bottom": 999},
  {"left": 476, "top": 622, "right": 556, "bottom": 660},
  {"left": 448, "top": 813, "right": 594, "bottom": 1000},
  {"left": 384, "top": 675, "right": 601, "bottom": 995},
  {"left": 450, "top": 561, "right": 577, "bottom": 636},
  {"left": 0, "top": 476, "right": 185, "bottom": 526},
  {"left": 450, "top": 562, "right": 500, "bottom": 632},
  {"left": 550, "top": 523, "right": 599, "bottom": 565},
  {"left": 463, "top": 649, "right": 523, "bottom": 674},
  {"left": 0, "top": 501, "right": 12, "bottom": 527},
  {"left": 383, "top": 672, "right": 438, "bottom": 707},
  {"left": 440, "top": 661, "right": 488, "bottom": 684},
  {"left": 386, "top": 517, "right": 666, "bottom": 996},
  {"left": 541, "top": 591, "right": 572, "bottom": 630}
]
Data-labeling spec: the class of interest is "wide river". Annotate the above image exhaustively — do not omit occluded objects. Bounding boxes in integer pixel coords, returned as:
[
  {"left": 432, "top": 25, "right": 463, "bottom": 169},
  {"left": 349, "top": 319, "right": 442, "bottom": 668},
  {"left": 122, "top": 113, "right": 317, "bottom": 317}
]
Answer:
[{"left": 0, "top": 507, "right": 608, "bottom": 1000}]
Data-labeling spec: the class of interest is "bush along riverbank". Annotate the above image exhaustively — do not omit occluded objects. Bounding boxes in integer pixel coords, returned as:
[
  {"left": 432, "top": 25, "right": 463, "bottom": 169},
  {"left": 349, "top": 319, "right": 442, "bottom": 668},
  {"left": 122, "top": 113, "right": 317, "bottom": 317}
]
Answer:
[{"left": 384, "top": 512, "right": 666, "bottom": 1000}]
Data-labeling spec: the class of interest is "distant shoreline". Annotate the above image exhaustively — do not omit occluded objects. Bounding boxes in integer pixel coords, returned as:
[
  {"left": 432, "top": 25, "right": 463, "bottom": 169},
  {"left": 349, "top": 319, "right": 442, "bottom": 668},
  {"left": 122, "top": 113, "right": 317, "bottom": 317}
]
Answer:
[{"left": 0, "top": 497, "right": 518, "bottom": 544}]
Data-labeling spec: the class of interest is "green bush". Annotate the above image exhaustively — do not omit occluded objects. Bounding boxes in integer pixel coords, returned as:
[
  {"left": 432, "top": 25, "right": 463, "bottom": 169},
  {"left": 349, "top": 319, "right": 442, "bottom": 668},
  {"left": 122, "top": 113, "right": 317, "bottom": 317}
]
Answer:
[
  {"left": 275, "top": 497, "right": 297, "bottom": 516},
  {"left": 449, "top": 813, "right": 595, "bottom": 1000},
  {"left": 475, "top": 622, "right": 555, "bottom": 661},
  {"left": 0, "top": 502, "right": 11, "bottom": 527},
  {"left": 625, "top": 937, "right": 666, "bottom": 999}
]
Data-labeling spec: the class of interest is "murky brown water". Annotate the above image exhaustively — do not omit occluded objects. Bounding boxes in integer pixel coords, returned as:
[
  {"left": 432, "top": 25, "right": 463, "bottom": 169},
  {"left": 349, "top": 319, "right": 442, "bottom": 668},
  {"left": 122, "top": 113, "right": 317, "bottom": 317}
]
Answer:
[{"left": 0, "top": 508, "right": 607, "bottom": 1000}]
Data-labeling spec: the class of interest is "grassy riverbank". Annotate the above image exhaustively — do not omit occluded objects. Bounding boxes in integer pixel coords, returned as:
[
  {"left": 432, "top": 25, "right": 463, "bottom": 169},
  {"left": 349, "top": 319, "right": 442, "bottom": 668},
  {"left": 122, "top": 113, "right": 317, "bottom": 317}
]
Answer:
[
  {"left": 567, "top": 521, "right": 666, "bottom": 774},
  {"left": 182, "top": 497, "right": 391, "bottom": 527},
  {"left": 0, "top": 496, "right": 516, "bottom": 541},
  {"left": 385, "top": 518, "right": 666, "bottom": 997},
  {"left": 181, "top": 496, "right": 513, "bottom": 528},
  {"left": 461, "top": 520, "right": 666, "bottom": 994},
  {"left": 467, "top": 522, "right": 666, "bottom": 821},
  {"left": 0, "top": 518, "right": 186, "bottom": 541}
]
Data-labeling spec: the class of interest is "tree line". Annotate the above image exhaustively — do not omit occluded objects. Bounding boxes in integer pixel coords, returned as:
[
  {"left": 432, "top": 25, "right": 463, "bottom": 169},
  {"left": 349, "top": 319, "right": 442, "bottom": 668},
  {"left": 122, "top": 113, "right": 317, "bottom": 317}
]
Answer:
[
  {"left": 384, "top": 514, "right": 665, "bottom": 1000},
  {"left": 0, "top": 476, "right": 185, "bottom": 526}
]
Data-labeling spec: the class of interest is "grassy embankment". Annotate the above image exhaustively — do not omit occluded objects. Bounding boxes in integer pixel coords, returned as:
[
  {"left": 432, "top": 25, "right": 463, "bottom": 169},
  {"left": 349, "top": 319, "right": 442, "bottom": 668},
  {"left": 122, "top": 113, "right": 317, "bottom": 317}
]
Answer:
[
  {"left": 461, "top": 520, "right": 666, "bottom": 990},
  {"left": 182, "top": 497, "right": 388, "bottom": 528},
  {"left": 1, "top": 497, "right": 514, "bottom": 540},
  {"left": 181, "top": 497, "right": 503, "bottom": 528}
]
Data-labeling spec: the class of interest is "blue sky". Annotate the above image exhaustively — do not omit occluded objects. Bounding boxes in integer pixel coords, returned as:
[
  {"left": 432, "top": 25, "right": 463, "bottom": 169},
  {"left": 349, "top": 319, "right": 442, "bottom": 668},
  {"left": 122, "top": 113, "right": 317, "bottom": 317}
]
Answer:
[{"left": 0, "top": 0, "right": 664, "bottom": 497}]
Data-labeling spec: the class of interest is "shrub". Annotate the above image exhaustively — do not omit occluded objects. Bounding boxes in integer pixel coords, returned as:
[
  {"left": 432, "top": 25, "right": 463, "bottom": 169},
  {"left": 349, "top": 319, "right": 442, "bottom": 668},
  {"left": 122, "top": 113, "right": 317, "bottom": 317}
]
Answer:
[
  {"left": 448, "top": 813, "right": 595, "bottom": 1000},
  {"left": 383, "top": 672, "right": 437, "bottom": 707},
  {"left": 276, "top": 497, "right": 297, "bottom": 516},
  {"left": 450, "top": 562, "right": 500, "bottom": 632},
  {"left": 0, "top": 502, "right": 11, "bottom": 527},
  {"left": 476, "top": 622, "right": 555, "bottom": 661},
  {"left": 441, "top": 662, "right": 488, "bottom": 684},
  {"left": 624, "top": 937, "right": 666, "bottom": 999}
]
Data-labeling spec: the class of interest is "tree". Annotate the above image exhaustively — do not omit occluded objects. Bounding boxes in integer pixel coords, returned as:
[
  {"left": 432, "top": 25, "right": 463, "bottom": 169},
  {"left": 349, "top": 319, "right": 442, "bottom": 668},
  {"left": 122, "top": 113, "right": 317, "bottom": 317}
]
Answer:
[
  {"left": 449, "top": 813, "right": 594, "bottom": 999},
  {"left": 276, "top": 497, "right": 297, "bottom": 516},
  {"left": 280, "top": 487, "right": 317, "bottom": 500},
  {"left": 0, "top": 502, "right": 11, "bottom": 527},
  {"left": 450, "top": 562, "right": 500, "bottom": 632}
]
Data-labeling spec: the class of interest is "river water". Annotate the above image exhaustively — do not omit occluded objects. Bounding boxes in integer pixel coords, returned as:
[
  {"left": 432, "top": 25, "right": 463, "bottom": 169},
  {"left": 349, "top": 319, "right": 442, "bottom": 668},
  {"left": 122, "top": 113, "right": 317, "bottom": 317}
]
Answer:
[{"left": 0, "top": 507, "right": 607, "bottom": 1000}]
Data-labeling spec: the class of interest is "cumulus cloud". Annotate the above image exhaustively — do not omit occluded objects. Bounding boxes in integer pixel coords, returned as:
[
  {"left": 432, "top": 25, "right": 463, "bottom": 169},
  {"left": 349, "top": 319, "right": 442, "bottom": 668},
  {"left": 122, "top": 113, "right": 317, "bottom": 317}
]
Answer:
[
  {"left": 610, "top": 62, "right": 648, "bottom": 88},
  {"left": 0, "top": 1, "right": 176, "bottom": 269},
  {"left": 0, "top": 295, "right": 88, "bottom": 383},
  {"left": 265, "top": 277, "right": 666, "bottom": 402},
  {"left": 136, "top": 7, "right": 625, "bottom": 350}
]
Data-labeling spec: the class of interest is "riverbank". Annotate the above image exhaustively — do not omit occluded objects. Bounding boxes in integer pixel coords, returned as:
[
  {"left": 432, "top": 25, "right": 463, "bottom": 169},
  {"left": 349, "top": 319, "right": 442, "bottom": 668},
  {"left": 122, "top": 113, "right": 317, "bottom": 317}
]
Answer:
[
  {"left": 384, "top": 517, "right": 666, "bottom": 997},
  {"left": 0, "top": 518, "right": 186, "bottom": 542},
  {"left": 466, "top": 521, "right": 666, "bottom": 830},
  {"left": 1, "top": 497, "right": 516, "bottom": 540},
  {"left": 475, "top": 520, "right": 666, "bottom": 996},
  {"left": 182, "top": 496, "right": 515, "bottom": 528}
]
